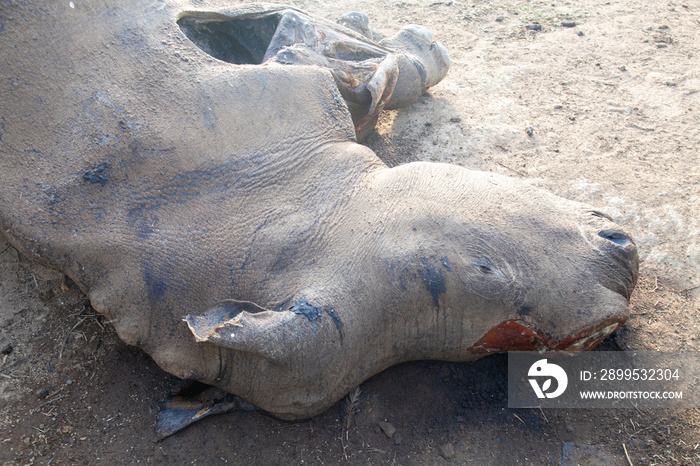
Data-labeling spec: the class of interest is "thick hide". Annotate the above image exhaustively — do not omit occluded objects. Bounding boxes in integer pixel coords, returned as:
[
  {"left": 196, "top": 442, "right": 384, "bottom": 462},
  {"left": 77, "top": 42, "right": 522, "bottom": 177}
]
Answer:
[{"left": 0, "top": 1, "right": 638, "bottom": 419}]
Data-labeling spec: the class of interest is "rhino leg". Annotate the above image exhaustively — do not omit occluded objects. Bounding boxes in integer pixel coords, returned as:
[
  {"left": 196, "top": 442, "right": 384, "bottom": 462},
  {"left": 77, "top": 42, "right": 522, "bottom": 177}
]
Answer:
[
  {"left": 337, "top": 11, "right": 379, "bottom": 40},
  {"left": 379, "top": 25, "right": 451, "bottom": 110},
  {"left": 177, "top": 7, "right": 449, "bottom": 134}
]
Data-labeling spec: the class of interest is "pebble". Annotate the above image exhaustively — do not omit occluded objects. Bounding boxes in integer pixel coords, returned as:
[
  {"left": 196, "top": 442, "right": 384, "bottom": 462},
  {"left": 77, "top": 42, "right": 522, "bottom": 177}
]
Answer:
[
  {"left": 565, "top": 419, "right": 575, "bottom": 432},
  {"left": 393, "top": 433, "right": 403, "bottom": 445},
  {"left": 629, "top": 438, "right": 646, "bottom": 448},
  {"left": 440, "top": 443, "right": 456, "bottom": 459},
  {"left": 1, "top": 343, "right": 13, "bottom": 355},
  {"left": 562, "top": 21, "right": 576, "bottom": 28},
  {"left": 36, "top": 387, "right": 50, "bottom": 399},
  {"left": 578, "top": 31, "right": 585, "bottom": 37},
  {"left": 378, "top": 421, "right": 396, "bottom": 439},
  {"left": 526, "top": 24, "right": 542, "bottom": 31},
  {"left": 66, "top": 379, "right": 73, "bottom": 385}
]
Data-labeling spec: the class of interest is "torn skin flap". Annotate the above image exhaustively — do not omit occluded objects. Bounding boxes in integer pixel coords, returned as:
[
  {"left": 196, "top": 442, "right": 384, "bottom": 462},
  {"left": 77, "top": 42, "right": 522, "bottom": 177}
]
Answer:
[
  {"left": 184, "top": 299, "right": 270, "bottom": 342},
  {"left": 183, "top": 300, "right": 309, "bottom": 365}
]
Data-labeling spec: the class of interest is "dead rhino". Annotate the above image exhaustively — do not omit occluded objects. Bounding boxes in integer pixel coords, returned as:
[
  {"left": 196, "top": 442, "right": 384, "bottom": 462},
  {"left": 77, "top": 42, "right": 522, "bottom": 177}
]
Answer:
[{"left": 0, "top": 0, "right": 637, "bottom": 427}]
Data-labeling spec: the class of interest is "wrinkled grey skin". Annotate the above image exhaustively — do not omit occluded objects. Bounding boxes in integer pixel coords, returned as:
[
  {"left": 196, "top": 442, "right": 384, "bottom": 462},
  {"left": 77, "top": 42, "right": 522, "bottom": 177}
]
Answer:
[{"left": 0, "top": 1, "right": 637, "bottom": 420}]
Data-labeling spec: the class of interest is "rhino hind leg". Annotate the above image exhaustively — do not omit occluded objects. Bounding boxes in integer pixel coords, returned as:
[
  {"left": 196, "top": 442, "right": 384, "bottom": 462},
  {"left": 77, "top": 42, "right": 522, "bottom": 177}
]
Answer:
[
  {"left": 176, "top": 7, "right": 449, "bottom": 133},
  {"left": 337, "top": 11, "right": 380, "bottom": 41}
]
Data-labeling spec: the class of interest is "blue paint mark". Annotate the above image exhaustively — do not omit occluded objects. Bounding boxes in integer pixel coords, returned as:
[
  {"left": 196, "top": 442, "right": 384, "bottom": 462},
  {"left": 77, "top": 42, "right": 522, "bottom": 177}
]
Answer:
[
  {"left": 327, "top": 308, "right": 344, "bottom": 340},
  {"left": 83, "top": 162, "right": 109, "bottom": 186},
  {"left": 143, "top": 260, "right": 167, "bottom": 307},
  {"left": 289, "top": 296, "right": 322, "bottom": 321},
  {"left": 441, "top": 255, "right": 452, "bottom": 271},
  {"left": 419, "top": 258, "right": 446, "bottom": 310}
]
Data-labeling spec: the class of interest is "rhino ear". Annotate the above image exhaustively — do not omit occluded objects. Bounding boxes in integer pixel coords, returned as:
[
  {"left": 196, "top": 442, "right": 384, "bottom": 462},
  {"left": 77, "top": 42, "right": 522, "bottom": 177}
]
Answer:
[{"left": 184, "top": 299, "right": 309, "bottom": 366}]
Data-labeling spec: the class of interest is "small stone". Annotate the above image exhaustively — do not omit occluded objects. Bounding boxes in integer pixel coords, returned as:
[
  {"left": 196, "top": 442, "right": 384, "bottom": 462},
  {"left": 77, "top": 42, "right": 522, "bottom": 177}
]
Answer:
[
  {"left": 450, "top": 116, "right": 462, "bottom": 123},
  {"left": 526, "top": 24, "right": 542, "bottom": 31},
  {"left": 440, "top": 443, "right": 456, "bottom": 459},
  {"left": 393, "top": 433, "right": 403, "bottom": 445},
  {"left": 629, "top": 438, "right": 646, "bottom": 448},
  {"left": 378, "top": 421, "right": 396, "bottom": 439},
  {"left": 562, "top": 21, "right": 576, "bottom": 28},
  {"left": 565, "top": 419, "right": 575, "bottom": 432},
  {"left": 36, "top": 387, "right": 50, "bottom": 399},
  {"left": 578, "top": 31, "right": 585, "bottom": 37},
  {"left": 66, "top": 379, "right": 73, "bottom": 385},
  {"left": 58, "top": 425, "right": 74, "bottom": 434},
  {"left": 619, "top": 65, "right": 627, "bottom": 72},
  {"left": 495, "top": 16, "right": 505, "bottom": 22},
  {"left": 1, "top": 343, "right": 13, "bottom": 355}
]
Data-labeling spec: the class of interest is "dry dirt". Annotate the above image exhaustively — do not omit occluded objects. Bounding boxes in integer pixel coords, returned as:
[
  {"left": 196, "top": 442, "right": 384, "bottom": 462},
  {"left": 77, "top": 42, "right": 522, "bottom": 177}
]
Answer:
[{"left": 1, "top": 0, "right": 699, "bottom": 464}]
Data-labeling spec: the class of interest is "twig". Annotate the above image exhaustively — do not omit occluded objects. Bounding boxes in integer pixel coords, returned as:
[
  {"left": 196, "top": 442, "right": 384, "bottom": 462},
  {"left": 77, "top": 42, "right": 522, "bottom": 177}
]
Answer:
[
  {"left": 0, "top": 370, "right": 29, "bottom": 378},
  {"left": 670, "top": 284, "right": 700, "bottom": 294},
  {"left": 628, "top": 399, "right": 642, "bottom": 415},
  {"left": 31, "top": 395, "right": 66, "bottom": 414},
  {"left": 623, "top": 442, "right": 634, "bottom": 466},
  {"left": 58, "top": 316, "right": 88, "bottom": 359},
  {"left": 513, "top": 413, "right": 525, "bottom": 424},
  {"left": 496, "top": 161, "right": 526, "bottom": 177},
  {"left": 538, "top": 407, "right": 548, "bottom": 423},
  {"left": 627, "top": 123, "right": 655, "bottom": 132},
  {"left": 269, "top": 423, "right": 302, "bottom": 430}
]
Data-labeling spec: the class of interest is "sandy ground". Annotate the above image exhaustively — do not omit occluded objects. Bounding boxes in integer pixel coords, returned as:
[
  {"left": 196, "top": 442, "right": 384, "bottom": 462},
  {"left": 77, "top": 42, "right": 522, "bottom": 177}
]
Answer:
[{"left": 1, "top": 0, "right": 699, "bottom": 464}]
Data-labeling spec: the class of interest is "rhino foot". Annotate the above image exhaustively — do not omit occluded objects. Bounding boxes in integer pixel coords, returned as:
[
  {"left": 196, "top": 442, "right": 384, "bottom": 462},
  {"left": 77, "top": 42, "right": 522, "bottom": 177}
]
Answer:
[{"left": 157, "top": 382, "right": 256, "bottom": 439}]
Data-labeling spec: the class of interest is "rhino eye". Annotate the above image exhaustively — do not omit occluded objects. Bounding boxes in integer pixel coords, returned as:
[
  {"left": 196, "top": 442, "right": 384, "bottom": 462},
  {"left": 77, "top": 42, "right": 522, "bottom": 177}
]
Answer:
[
  {"left": 471, "top": 258, "right": 510, "bottom": 281},
  {"left": 473, "top": 259, "right": 495, "bottom": 275},
  {"left": 598, "top": 230, "right": 632, "bottom": 246}
]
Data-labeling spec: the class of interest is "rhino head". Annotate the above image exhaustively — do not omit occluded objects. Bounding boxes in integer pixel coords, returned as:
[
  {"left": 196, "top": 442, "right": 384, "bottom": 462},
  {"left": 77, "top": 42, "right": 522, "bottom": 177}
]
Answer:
[{"left": 0, "top": 1, "right": 637, "bottom": 421}]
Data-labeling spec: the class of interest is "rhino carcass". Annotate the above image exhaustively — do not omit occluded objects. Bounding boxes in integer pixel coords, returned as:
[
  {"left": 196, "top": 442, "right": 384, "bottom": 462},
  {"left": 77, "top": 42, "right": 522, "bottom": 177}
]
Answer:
[{"left": 0, "top": 1, "right": 638, "bottom": 422}]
